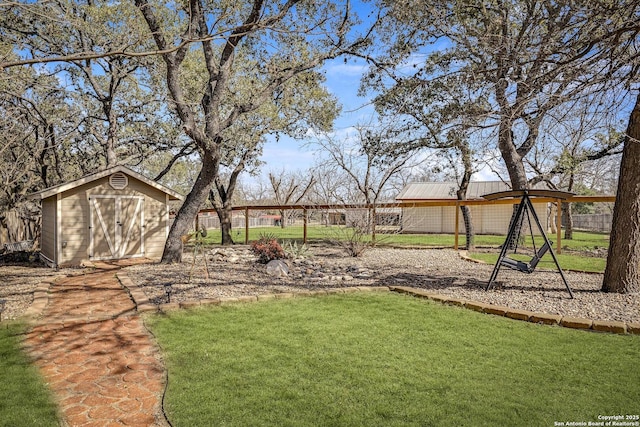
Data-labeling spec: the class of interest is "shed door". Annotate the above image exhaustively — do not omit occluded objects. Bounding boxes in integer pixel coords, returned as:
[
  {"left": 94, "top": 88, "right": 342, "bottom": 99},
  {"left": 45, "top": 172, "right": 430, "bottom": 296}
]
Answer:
[{"left": 89, "top": 196, "right": 145, "bottom": 260}]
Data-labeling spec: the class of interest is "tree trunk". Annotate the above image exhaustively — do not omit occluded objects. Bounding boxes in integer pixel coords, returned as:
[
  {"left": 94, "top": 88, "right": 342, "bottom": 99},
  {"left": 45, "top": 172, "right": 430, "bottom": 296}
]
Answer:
[
  {"left": 279, "top": 209, "right": 286, "bottom": 228},
  {"left": 370, "top": 206, "right": 377, "bottom": 245},
  {"left": 602, "top": 93, "right": 640, "bottom": 294},
  {"left": 211, "top": 160, "right": 244, "bottom": 245},
  {"left": 161, "top": 156, "right": 217, "bottom": 263},
  {"left": 456, "top": 142, "right": 475, "bottom": 250},
  {"left": 497, "top": 119, "right": 528, "bottom": 249},
  {"left": 562, "top": 202, "right": 573, "bottom": 240},
  {"left": 549, "top": 203, "right": 557, "bottom": 234},
  {"left": 216, "top": 207, "right": 234, "bottom": 245},
  {"left": 105, "top": 104, "right": 119, "bottom": 168},
  {"left": 563, "top": 173, "right": 575, "bottom": 240},
  {"left": 461, "top": 205, "right": 475, "bottom": 250},
  {"left": 498, "top": 116, "right": 528, "bottom": 191}
]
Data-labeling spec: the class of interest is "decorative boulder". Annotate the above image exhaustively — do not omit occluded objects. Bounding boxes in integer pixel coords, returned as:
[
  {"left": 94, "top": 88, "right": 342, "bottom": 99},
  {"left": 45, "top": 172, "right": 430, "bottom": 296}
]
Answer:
[{"left": 266, "top": 260, "right": 289, "bottom": 278}]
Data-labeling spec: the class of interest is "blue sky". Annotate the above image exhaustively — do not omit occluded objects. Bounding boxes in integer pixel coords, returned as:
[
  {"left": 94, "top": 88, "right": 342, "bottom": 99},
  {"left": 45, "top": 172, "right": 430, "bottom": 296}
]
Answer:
[
  {"left": 259, "top": 57, "right": 375, "bottom": 175},
  {"left": 258, "top": 55, "right": 501, "bottom": 182}
]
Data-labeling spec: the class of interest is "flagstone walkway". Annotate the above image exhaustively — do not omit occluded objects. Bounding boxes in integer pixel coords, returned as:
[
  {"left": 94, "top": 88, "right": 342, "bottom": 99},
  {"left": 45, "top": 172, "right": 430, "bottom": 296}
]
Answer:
[{"left": 23, "top": 261, "right": 168, "bottom": 427}]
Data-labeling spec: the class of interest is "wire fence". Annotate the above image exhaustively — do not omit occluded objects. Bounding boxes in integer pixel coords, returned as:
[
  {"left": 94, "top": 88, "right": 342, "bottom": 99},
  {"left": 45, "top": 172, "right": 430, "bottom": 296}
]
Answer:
[
  {"left": 191, "top": 195, "right": 615, "bottom": 254},
  {"left": 572, "top": 213, "right": 613, "bottom": 233}
]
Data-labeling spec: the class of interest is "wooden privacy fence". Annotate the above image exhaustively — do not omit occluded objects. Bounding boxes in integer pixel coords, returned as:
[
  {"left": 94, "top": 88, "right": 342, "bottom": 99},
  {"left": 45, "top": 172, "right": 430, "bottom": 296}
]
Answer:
[
  {"left": 196, "top": 195, "right": 615, "bottom": 254},
  {"left": 0, "top": 209, "right": 40, "bottom": 248}
]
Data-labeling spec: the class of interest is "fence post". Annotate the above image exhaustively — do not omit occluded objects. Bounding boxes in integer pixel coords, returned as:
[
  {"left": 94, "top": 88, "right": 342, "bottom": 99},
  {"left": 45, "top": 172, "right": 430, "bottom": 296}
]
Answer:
[
  {"left": 556, "top": 199, "right": 562, "bottom": 254},
  {"left": 371, "top": 206, "right": 376, "bottom": 244},
  {"left": 454, "top": 201, "right": 460, "bottom": 250},
  {"left": 245, "top": 207, "right": 249, "bottom": 245},
  {"left": 303, "top": 208, "right": 308, "bottom": 244}
]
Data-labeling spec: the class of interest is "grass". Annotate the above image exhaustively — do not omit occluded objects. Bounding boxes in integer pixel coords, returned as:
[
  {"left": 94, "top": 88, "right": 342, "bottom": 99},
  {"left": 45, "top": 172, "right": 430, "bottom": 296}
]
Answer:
[
  {"left": 200, "top": 226, "right": 609, "bottom": 272},
  {"left": 469, "top": 252, "right": 607, "bottom": 273},
  {"left": 146, "top": 293, "right": 640, "bottom": 427},
  {"left": 200, "top": 226, "right": 609, "bottom": 251},
  {"left": 200, "top": 225, "right": 511, "bottom": 247},
  {"left": 0, "top": 322, "right": 60, "bottom": 427}
]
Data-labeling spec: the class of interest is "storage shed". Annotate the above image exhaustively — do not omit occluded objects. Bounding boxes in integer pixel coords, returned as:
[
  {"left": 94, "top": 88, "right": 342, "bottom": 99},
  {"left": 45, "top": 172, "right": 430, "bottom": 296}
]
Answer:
[
  {"left": 397, "top": 181, "right": 549, "bottom": 235},
  {"left": 30, "top": 166, "right": 183, "bottom": 267}
]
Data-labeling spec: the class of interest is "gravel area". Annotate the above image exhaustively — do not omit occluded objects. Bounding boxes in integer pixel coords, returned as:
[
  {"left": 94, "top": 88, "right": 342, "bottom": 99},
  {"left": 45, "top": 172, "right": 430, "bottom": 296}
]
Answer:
[
  {"left": 124, "top": 245, "right": 639, "bottom": 324},
  {"left": 1, "top": 246, "right": 637, "bottom": 324},
  {"left": 0, "top": 261, "right": 89, "bottom": 320}
]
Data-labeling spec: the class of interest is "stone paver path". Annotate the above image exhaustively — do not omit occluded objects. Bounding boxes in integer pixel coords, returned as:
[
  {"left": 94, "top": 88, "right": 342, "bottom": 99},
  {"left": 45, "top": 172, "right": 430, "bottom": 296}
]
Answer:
[{"left": 24, "top": 262, "right": 168, "bottom": 427}]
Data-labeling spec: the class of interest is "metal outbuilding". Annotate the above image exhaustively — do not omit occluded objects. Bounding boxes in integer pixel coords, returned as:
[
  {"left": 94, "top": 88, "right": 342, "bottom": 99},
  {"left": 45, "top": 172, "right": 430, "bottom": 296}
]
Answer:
[
  {"left": 30, "top": 166, "right": 182, "bottom": 267},
  {"left": 396, "top": 181, "right": 550, "bottom": 235}
]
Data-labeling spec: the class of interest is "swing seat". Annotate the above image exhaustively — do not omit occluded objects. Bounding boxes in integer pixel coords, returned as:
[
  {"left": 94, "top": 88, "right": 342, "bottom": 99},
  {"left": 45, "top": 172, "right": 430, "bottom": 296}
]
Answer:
[
  {"left": 500, "top": 241, "right": 551, "bottom": 274},
  {"left": 500, "top": 257, "right": 532, "bottom": 273}
]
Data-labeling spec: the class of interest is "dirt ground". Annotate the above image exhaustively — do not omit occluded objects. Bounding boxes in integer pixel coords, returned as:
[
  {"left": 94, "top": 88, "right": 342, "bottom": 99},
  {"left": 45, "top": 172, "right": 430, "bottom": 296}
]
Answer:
[{"left": 1, "top": 245, "right": 638, "bottom": 324}]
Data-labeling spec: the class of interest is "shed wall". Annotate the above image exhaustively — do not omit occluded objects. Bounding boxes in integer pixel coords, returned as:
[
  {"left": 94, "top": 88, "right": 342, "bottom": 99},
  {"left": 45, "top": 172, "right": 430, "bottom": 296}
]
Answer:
[
  {"left": 40, "top": 196, "right": 57, "bottom": 264},
  {"left": 58, "top": 175, "right": 168, "bottom": 266}
]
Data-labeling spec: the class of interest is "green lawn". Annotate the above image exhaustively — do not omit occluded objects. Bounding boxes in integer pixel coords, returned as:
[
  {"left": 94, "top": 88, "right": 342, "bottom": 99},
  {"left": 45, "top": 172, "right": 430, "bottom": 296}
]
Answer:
[
  {"left": 199, "top": 225, "right": 609, "bottom": 251},
  {"left": 469, "top": 252, "right": 607, "bottom": 273},
  {"left": 146, "top": 293, "right": 640, "bottom": 427},
  {"left": 199, "top": 226, "right": 609, "bottom": 272},
  {"left": 200, "top": 225, "right": 509, "bottom": 247},
  {"left": 0, "top": 322, "right": 60, "bottom": 427}
]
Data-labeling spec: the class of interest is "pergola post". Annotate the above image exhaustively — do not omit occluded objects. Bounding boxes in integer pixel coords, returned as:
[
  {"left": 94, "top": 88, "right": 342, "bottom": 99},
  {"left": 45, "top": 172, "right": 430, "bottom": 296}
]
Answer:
[
  {"left": 556, "top": 199, "right": 562, "bottom": 255},
  {"left": 454, "top": 201, "right": 460, "bottom": 250},
  {"left": 303, "top": 208, "right": 308, "bottom": 244},
  {"left": 245, "top": 207, "right": 249, "bottom": 245}
]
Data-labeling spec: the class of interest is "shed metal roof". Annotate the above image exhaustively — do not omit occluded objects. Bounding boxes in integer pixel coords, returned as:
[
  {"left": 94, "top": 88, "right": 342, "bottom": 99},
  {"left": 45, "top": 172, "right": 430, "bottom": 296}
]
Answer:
[
  {"left": 29, "top": 165, "right": 183, "bottom": 201},
  {"left": 396, "top": 181, "right": 512, "bottom": 200}
]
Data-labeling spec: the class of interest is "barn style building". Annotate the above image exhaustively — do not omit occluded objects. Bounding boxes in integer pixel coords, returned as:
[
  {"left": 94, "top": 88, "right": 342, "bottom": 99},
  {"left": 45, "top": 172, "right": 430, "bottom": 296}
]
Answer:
[
  {"left": 396, "top": 181, "right": 550, "bottom": 235},
  {"left": 30, "top": 166, "right": 182, "bottom": 267}
]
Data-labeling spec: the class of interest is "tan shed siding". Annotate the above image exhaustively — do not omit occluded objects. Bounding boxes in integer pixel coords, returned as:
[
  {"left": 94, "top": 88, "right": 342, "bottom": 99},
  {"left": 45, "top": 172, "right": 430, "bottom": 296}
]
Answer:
[
  {"left": 59, "top": 189, "right": 91, "bottom": 266},
  {"left": 469, "top": 205, "right": 483, "bottom": 234},
  {"left": 130, "top": 177, "right": 169, "bottom": 259},
  {"left": 144, "top": 195, "right": 167, "bottom": 259},
  {"left": 40, "top": 197, "right": 57, "bottom": 262},
  {"left": 122, "top": 176, "right": 168, "bottom": 259},
  {"left": 47, "top": 172, "right": 172, "bottom": 265},
  {"left": 456, "top": 205, "right": 483, "bottom": 234},
  {"left": 480, "top": 203, "right": 549, "bottom": 235}
]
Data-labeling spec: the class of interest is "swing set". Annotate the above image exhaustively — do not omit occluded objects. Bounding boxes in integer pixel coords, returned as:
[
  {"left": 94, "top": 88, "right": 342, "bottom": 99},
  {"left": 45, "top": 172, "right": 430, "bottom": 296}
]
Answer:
[{"left": 483, "top": 190, "right": 574, "bottom": 299}]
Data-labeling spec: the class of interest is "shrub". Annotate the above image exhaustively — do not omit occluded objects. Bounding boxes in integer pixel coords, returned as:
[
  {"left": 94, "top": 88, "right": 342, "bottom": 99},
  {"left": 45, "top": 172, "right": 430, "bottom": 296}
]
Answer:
[
  {"left": 251, "top": 233, "right": 286, "bottom": 263},
  {"left": 327, "top": 214, "right": 373, "bottom": 257},
  {"left": 283, "top": 240, "right": 311, "bottom": 260}
]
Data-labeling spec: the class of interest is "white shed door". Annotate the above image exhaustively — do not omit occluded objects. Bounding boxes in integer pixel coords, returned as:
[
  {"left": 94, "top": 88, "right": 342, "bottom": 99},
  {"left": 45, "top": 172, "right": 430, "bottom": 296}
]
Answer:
[{"left": 89, "top": 196, "right": 145, "bottom": 260}]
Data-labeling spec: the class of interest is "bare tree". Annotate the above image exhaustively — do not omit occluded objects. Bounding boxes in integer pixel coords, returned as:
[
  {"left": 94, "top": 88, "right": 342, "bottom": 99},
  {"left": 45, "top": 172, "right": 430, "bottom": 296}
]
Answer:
[
  {"left": 312, "top": 123, "right": 425, "bottom": 249},
  {"left": 268, "top": 169, "right": 315, "bottom": 228},
  {"left": 526, "top": 95, "right": 626, "bottom": 238}
]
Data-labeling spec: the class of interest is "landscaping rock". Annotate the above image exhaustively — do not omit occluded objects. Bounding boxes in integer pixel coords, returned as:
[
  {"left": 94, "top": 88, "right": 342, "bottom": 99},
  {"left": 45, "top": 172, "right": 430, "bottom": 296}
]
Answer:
[
  {"left": 592, "top": 320, "right": 627, "bottom": 334},
  {"left": 530, "top": 313, "right": 562, "bottom": 325},
  {"left": 115, "top": 246, "right": 640, "bottom": 329},
  {"left": 266, "top": 260, "right": 289, "bottom": 277},
  {"left": 560, "top": 317, "right": 593, "bottom": 330}
]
